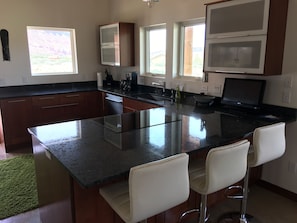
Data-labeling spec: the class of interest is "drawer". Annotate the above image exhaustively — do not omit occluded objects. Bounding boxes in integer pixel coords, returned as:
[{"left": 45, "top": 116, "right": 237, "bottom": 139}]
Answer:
[
  {"left": 61, "top": 93, "right": 83, "bottom": 104},
  {"left": 32, "top": 95, "right": 60, "bottom": 107}
]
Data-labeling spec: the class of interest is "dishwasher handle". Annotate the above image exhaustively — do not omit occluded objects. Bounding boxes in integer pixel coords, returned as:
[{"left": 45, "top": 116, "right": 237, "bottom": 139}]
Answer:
[{"left": 105, "top": 93, "right": 123, "bottom": 103}]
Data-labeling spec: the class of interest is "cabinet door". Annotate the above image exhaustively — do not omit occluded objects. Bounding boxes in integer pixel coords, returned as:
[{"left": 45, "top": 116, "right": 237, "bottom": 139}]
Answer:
[
  {"left": 100, "top": 46, "right": 120, "bottom": 66},
  {"left": 100, "top": 23, "right": 119, "bottom": 45},
  {"left": 204, "top": 36, "right": 267, "bottom": 74},
  {"left": 81, "top": 91, "right": 103, "bottom": 118},
  {"left": 32, "top": 95, "right": 61, "bottom": 124},
  {"left": 206, "top": 0, "right": 269, "bottom": 38},
  {"left": 123, "top": 97, "right": 160, "bottom": 113},
  {"left": 0, "top": 97, "right": 33, "bottom": 151},
  {"left": 99, "top": 23, "right": 134, "bottom": 66},
  {"left": 60, "top": 93, "right": 84, "bottom": 121}
]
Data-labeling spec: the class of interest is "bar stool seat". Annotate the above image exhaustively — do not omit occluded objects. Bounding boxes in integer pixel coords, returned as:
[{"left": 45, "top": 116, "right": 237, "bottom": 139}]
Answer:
[
  {"left": 100, "top": 153, "right": 190, "bottom": 223},
  {"left": 219, "top": 122, "right": 286, "bottom": 223},
  {"left": 180, "top": 139, "right": 250, "bottom": 223}
]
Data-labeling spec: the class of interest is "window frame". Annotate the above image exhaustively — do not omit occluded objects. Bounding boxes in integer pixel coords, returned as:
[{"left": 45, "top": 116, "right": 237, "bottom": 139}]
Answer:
[
  {"left": 143, "top": 24, "right": 167, "bottom": 76},
  {"left": 26, "top": 26, "right": 78, "bottom": 76},
  {"left": 177, "top": 18, "right": 206, "bottom": 79}
]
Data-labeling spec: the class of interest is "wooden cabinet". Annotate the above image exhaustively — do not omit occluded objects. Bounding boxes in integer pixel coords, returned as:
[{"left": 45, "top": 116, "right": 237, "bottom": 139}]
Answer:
[
  {"left": 99, "top": 23, "right": 135, "bottom": 66},
  {"left": 123, "top": 97, "right": 160, "bottom": 113},
  {"left": 32, "top": 91, "right": 102, "bottom": 125},
  {"left": 0, "top": 97, "right": 33, "bottom": 151},
  {"left": 0, "top": 91, "right": 103, "bottom": 152},
  {"left": 204, "top": 0, "right": 288, "bottom": 75},
  {"left": 33, "top": 136, "right": 73, "bottom": 223},
  {"left": 82, "top": 91, "right": 103, "bottom": 119}
]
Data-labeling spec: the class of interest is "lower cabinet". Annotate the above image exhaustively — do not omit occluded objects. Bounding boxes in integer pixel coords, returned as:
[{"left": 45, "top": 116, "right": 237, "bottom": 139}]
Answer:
[
  {"left": 0, "top": 91, "right": 103, "bottom": 152},
  {"left": 32, "top": 91, "right": 102, "bottom": 125},
  {"left": 0, "top": 97, "right": 33, "bottom": 151},
  {"left": 123, "top": 97, "right": 160, "bottom": 113}
]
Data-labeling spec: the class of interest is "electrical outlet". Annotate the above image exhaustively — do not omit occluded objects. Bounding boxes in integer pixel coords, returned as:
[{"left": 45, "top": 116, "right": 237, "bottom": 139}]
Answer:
[
  {"left": 282, "top": 89, "right": 291, "bottom": 104},
  {"left": 201, "top": 86, "right": 208, "bottom": 93},
  {"left": 283, "top": 75, "right": 293, "bottom": 88},
  {"left": 214, "top": 85, "right": 222, "bottom": 94}
]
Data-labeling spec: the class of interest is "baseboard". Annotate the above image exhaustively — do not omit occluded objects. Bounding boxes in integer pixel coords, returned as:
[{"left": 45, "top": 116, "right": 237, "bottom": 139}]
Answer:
[{"left": 257, "top": 180, "right": 297, "bottom": 202}]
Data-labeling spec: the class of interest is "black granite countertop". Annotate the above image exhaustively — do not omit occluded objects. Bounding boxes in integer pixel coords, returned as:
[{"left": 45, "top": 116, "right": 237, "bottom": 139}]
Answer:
[
  {"left": 0, "top": 81, "right": 98, "bottom": 99},
  {"left": 28, "top": 107, "right": 277, "bottom": 188},
  {"left": 18, "top": 81, "right": 295, "bottom": 188}
]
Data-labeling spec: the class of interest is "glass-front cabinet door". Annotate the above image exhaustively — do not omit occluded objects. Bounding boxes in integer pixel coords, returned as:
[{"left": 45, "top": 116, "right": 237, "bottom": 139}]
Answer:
[
  {"left": 100, "top": 46, "right": 120, "bottom": 66},
  {"left": 206, "top": 0, "right": 269, "bottom": 38},
  {"left": 100, "top": 24, "right": 120, "bottom": 66},
  {"left": 99, "top": 22, "right": 135, "bottom": 67},
  {"left": 203, "top": 0, "right": 288, "bottom": 75},
  {"left": 100, "top": 24, "right": 119, "bottom": 45},
  {"left": 204, "top": 36, "right": 267, "bottom": 74}
]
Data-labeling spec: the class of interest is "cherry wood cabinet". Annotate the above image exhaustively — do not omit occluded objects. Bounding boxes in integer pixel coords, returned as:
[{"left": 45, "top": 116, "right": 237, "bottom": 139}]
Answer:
[
  {"left": 0, "top": 91, "right": 103, "bottom": 152},
  {"left": 123, "top": 97, "right": 160, "bottom": 113},
  {"left": 0, "top": 97, "right": 33, "bottom": 151},
  {"left": 32, "top": 91, "right": 102, "bottom": 125}
]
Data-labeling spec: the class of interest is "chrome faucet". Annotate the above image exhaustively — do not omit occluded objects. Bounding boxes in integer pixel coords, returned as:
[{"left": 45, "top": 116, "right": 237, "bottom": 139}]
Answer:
[{"left": 152, "top": 81, "right": 166, "bottom": 95}]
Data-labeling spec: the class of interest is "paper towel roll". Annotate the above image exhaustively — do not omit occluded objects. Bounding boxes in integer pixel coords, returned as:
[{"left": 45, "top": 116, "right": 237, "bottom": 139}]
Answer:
[{"left": 97, "top": 72, "right": 103, "bottom": 87}]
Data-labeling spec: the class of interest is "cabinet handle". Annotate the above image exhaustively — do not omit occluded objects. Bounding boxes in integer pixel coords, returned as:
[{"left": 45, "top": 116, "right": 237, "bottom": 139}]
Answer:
[
  {"left": 39, "top": 96, "right": 55, "bottom": 100},
  {"left": 8, "top": 99, "right": 26, "bottom": 103},
  {"left": 42, "top": 103, "right": 79, "bottom": 109},
  {"left": 215, "top": 70, "right": 246, "bottom": 74},
  {"left": 65, "top": 94, "right": 80, "bottom": 98},
  {"left": 215, "top": 34, "right": 249, "bottom": 39}
]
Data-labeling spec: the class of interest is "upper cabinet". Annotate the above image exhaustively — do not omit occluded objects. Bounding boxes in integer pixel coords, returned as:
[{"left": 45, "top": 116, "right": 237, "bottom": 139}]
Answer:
[
  {"left": 204, "top": 0, "right": 288, "bottom": 75},
  {"left": 99, "top": 23, "right": 135, "bottom": 67}
]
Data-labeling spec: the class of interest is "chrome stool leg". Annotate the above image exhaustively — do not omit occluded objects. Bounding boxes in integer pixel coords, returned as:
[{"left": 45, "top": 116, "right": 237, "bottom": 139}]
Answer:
[
  {"left": 179, "top": 194, "right": 209, "bottom": 223},
  {"left": 218, "top": 168, "right": 258, "bottom": 223},
  {"left": 199, "top": 194, "right": 208, "bottom": 223},
  {"left": 239, "top": 168, "right": 250, "bottom": 223}
]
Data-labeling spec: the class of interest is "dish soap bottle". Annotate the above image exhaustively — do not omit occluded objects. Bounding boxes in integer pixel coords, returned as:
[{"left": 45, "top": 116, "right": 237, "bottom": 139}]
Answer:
[{"left": 175, "top": 86, "right": 181, "bottom": 103}]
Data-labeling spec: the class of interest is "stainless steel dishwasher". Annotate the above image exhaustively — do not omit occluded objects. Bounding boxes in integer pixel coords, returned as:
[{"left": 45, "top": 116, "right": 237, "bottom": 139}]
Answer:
[{"left": 104, "top": 93, "right": 123, "bottom": 115}]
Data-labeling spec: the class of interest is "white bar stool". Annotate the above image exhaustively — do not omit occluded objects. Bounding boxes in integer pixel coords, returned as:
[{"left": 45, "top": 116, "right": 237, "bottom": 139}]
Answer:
[
  {"left": 219, "top": 122, "right": 286, "bottom": 223},
  {"left": 99, "top": 153, "right": 189, "bottom": 223},
  {"left": 180, "top": 139, "right": 250, "bottom": 223}
]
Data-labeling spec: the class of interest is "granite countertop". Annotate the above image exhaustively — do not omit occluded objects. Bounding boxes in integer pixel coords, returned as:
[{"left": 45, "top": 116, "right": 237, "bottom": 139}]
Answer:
[
  {"left": 13, "top": 81, "right": 294, "bottom": 188},
  {"left": 28, "top": 107, "right": 276, "bottom": 188},
  {"left": 0, "top": 81, "right": 98, "bottom": 99}
]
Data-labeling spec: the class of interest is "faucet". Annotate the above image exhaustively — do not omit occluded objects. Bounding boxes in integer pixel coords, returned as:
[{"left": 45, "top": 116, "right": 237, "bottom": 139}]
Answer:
[{"left": 152, "top": 81, "right": 166, "bottom": 95}]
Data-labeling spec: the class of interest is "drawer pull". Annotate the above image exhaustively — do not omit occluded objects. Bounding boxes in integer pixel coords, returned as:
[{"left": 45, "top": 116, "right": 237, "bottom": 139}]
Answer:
[
  {"left": 42, "top": 103, "right": 79, "bottom": 109},
  {"left": 65, "top": 94, "right": 80, "bottom": 98},
  {"left": 215, "top": 70, "right": 246, "bottom": 74},
  {"left": 39, "top": 96, "right": 55, "bottom": 100},
  {"left": 8, "top": 99, "right": 26, "bottom": 103}
]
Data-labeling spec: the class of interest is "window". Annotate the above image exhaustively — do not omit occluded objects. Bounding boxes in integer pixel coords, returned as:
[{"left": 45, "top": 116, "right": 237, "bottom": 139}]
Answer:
[
  {"left": 27, "top": 26, "right": 78, "bottom": 76},
  {"left": 179, "top": 19, "right": 205, "bottom": 78},
  {"left": 144, "top": 25, "right": 166, "bottom": 75}
]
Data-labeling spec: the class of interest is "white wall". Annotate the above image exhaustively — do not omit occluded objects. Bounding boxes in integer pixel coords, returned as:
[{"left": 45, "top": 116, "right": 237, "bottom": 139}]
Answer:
[{"left": 0, "top": 0, "right": 110, "bottom": 86}]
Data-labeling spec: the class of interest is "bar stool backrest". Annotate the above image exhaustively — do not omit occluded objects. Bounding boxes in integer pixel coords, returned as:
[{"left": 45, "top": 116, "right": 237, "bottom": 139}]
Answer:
[
  {"left": 203, "top": 140, "right": 250, "bottom": 195},
  {"left": 129, "top": 153, "right": 189, "bottom": 223},
  {"left": 249, "top": 122, "right": 286, "bottom": 167}
]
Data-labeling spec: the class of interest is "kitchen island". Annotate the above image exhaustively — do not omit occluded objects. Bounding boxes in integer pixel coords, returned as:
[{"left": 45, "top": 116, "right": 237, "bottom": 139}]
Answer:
[{"left": 28, "top": 106, "right": 282, "bottom": 223}]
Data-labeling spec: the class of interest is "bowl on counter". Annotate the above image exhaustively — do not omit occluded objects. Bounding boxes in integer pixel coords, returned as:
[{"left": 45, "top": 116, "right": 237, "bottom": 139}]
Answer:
[{"left": 193, "top": 94, "right": 215, "bottom": 106}]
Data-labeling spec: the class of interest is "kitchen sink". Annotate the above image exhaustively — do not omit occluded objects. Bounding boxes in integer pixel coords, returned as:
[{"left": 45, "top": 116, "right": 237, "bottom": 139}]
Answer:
[{"left": 135, "top": 93, "right": 171, "bottom": 101}]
